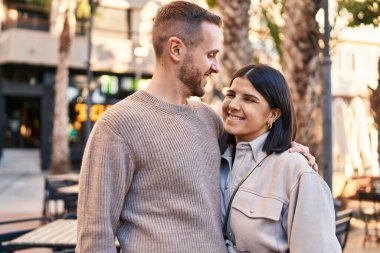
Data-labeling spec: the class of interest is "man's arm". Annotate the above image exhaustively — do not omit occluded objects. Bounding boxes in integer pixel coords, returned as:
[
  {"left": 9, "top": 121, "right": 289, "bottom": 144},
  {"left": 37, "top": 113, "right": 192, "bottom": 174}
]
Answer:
[{"left": 76, "top": 120, "right": 134, "bottom": 252}]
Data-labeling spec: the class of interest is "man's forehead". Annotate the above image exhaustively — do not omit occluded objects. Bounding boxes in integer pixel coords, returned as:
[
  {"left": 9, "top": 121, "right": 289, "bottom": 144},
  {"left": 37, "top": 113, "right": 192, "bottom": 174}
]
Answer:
[{"left": 199, "top": 22, "right": 222, "bottom": 47}]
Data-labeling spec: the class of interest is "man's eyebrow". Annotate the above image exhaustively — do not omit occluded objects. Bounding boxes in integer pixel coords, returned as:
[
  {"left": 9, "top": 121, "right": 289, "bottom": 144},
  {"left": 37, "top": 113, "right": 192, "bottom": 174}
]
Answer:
[{"left": 208, "top": 49, "right": 219, "bottom": 54}]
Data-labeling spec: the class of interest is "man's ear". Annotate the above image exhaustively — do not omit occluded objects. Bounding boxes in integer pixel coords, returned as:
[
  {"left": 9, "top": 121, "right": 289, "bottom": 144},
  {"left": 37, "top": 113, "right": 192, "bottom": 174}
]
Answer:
[{"left": 168, "top": 37, "right": 185, "bottom": 62}]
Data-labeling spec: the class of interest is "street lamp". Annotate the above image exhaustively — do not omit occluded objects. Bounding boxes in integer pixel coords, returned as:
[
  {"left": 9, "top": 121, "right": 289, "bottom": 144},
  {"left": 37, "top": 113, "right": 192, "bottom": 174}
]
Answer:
[
  {"left": 133, "top": 46, "right": 149, "bottom": 88},
  {"left": 323, "top": 0, "right": 333, "bottom": 190},
  {"left": 84, "top": 0, "right": 95, "bottom": 144}
]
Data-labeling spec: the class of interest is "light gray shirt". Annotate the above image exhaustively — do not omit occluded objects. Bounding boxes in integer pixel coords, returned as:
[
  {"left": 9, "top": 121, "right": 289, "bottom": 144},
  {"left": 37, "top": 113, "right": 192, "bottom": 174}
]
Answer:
[{"left": 220, "top": 132, "right": 341, "bottom": 253}]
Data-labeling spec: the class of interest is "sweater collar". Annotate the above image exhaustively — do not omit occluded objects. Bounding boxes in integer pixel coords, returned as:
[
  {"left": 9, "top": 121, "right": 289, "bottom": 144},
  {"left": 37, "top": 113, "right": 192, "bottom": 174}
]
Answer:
[{"left": 135, "top": 90, "right": 194, "bottom": 114}]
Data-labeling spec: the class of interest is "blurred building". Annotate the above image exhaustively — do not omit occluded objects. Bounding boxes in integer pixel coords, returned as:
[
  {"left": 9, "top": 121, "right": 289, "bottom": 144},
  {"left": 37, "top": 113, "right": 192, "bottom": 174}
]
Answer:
[
  {"left": 249, "top": 0, "right": 380, "bottom": 182},
  {"left": 331, "top": 17, "right": 380, "bottom": 179},
  {"left": 0, "top": 0, "right": 156, "bottom": 170}
]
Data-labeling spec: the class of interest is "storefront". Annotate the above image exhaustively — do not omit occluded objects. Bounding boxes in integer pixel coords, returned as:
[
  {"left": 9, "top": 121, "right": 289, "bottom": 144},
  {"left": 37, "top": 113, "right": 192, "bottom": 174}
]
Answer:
[{"left": 0, "top": 64, "right": 151, "bottom": 170}]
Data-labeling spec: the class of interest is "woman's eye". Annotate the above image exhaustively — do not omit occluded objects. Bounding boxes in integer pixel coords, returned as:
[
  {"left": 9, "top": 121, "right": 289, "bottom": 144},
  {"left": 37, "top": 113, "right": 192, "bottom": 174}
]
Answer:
[{"left": 244, "top": 98, "right": 256, "bottom": 103}]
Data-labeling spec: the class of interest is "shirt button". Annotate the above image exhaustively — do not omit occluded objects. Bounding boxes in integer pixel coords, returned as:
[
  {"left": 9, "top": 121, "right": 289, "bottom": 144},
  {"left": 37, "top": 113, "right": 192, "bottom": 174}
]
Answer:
[{"left": 249, "top": 209, "right": 255, "bottom": 213}]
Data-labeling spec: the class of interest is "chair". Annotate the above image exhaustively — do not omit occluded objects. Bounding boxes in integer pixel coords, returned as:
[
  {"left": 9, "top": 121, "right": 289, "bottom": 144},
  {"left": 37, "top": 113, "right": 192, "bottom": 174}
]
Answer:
[
  {"left": 335, "top": 209, "right": 353, "bottom": 251},
  {"left": 358, "top": 190, "right": 379, "bottom": 247},
  {"left": 43, "top": 175, "right": 78, "bottom": 219},
  {"left": 0, "top": 217, "right": 51, "bottom": 252}
]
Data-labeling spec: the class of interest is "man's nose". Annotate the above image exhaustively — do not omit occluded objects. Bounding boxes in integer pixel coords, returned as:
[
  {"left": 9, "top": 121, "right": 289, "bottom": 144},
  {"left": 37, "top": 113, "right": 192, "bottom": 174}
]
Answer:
[{"left": 211, "top": 60, "right": 219, "bottom": 73}]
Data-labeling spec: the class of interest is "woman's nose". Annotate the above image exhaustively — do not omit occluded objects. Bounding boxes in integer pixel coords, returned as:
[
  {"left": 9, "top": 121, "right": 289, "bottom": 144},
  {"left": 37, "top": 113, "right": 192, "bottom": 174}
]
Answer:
[{"left": 228, "top": 98, "right": 240, "bottom": 110}]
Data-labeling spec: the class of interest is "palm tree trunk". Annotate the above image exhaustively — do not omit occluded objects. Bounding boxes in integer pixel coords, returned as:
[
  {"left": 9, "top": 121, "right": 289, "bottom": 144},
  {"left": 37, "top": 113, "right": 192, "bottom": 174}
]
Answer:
[
  {"left": 370, "top": 57, "right": 380, "bottom": 167},
  {"left": 281, "top": 0, "right": 324, "bottom": 170},
  {"left": 216, "top": 0, "right": 253, "bottom": 88},
  {"left": 50, "top": 6, "right": 75, "bottom": 174}
]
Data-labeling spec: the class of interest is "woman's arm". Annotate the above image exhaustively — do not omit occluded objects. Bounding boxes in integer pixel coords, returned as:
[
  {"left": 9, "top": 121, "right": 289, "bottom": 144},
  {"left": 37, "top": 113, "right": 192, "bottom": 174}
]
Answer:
[{"left": 286, "top": 172, "right": 342, "bottom": 253}]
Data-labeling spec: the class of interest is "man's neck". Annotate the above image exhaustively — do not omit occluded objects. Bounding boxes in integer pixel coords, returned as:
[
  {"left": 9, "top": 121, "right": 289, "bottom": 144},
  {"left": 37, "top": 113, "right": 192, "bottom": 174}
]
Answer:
[{"left": 146, "top": 70, "right": 189, "bottom": 105}]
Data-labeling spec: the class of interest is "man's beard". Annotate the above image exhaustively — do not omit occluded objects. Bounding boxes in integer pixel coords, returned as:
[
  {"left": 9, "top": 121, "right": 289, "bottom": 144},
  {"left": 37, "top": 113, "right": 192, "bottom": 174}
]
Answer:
[{"left": 178, "top": 53, "right": 205, "bottom": 97}]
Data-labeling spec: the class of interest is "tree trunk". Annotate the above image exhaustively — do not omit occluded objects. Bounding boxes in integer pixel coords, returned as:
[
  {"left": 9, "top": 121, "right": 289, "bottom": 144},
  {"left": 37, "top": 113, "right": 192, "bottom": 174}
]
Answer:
[
  {"left": 216, "top": 0, "right": 253, "bottom": 88},
  {"left": 370, "top": 58, "right": 380, "bottom": 167},
  {"left": 281, "top": 0, "right": 324, "bottom": 172},
  {"left": 50, "top": 6, "right": 75, "bottom": 174}
]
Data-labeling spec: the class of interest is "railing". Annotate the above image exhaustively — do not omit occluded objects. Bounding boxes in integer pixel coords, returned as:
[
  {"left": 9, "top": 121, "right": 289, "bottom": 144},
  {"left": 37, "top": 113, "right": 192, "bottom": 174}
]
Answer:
[{"left": 2, "top": 16, "right": 49, "bottom": 32}]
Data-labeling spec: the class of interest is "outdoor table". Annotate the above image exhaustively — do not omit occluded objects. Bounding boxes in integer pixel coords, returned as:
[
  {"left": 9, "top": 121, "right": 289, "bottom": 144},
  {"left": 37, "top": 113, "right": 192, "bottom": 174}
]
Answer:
[
  {"left": 57, "top": 184, "right": 79, "bottom": 195},
  {"left": 359, "top": 191, "right": 380, "bottom": 202},
  {"left": 3, "top": 219, "right": 120, "bottom": 251},
  {"left": 2, "top": 219, "right": 76, "bottom": 251},
  {"left": 46, "top": 173, "right": 80, "bottom": 183}
]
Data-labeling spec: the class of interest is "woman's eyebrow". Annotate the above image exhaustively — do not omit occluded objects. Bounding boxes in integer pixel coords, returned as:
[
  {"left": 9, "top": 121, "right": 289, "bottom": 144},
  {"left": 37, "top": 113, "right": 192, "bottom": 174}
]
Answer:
[{"left": 243, "top": 93, "right": 260, "bottom": 101}]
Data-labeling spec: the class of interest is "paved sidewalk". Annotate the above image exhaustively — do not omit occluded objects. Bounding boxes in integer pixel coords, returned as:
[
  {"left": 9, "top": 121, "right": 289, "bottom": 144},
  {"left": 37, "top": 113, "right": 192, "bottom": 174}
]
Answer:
[
  {"left": 0, "top": 149, "right": 51, "bottom": 252},
  {"left": 0, "top": 149, "right": 380, "bottom": 252},
  {"left": 0, "top": 149, "right": 44, "bottom": 219}
]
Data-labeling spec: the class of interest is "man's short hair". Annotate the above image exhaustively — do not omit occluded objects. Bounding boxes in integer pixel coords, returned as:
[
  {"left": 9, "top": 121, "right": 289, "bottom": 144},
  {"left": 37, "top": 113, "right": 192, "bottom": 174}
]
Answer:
[{"left": 152, "top": 1, "right": 222, "bottom": 58}]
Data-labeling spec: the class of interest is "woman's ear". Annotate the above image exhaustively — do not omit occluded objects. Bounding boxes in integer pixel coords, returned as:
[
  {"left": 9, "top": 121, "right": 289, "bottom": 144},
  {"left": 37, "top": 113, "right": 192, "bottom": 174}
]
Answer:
[
  {"left": 270, "top": 108, "right": 282, "bottom": 123},
  {"left": 167, "top": 37, "right": 185, "bottom": 62}
]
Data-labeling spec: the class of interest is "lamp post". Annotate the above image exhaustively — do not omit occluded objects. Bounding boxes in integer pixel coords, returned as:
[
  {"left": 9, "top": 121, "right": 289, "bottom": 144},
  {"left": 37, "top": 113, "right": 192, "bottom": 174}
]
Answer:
[
  {"left": 323, "top": 0, "right": 333, "bottom": 190},
  {"left": 133, "top": 46, "right": 149, "bottom": 88},
  {"left": 84, "top": 0, "right": 94, "bottom": 144}
]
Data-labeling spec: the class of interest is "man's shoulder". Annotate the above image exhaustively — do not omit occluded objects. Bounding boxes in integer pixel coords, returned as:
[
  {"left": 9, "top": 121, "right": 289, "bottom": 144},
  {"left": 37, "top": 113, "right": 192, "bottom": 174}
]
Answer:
[
  {"left": 103, "top": 93, "right": 146, "bottom": 118},
  {"left": 189, "top": 99, "right": 221, "bottom": 122},
  {"left": 190, "top": 99, "right": 218, "bottom": 113}
]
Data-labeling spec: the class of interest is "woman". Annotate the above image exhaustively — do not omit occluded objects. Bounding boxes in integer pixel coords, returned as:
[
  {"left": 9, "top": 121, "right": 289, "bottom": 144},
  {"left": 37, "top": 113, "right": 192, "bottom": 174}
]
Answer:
[{"left": 220, "top": 64, "right": 341, "bottom": 253}]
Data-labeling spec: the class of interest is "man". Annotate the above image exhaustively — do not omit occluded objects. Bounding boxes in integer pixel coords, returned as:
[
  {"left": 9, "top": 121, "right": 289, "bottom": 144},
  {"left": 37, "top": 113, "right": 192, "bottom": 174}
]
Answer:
[{"left": 76, "top": 1, "right": 316, "bottom": 252}]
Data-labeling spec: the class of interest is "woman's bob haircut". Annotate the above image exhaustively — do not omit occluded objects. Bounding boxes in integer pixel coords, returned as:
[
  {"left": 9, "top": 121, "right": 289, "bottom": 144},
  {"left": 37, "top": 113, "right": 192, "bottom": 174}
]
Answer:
[{"left": 227, "top": 64, "right": 297, "bottom": 154}]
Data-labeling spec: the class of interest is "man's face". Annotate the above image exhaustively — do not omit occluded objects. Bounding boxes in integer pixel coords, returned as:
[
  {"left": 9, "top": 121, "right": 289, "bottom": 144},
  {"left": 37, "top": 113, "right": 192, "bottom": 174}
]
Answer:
[{"left": 178, "top": 22, "right": 221, "bottom": 97}]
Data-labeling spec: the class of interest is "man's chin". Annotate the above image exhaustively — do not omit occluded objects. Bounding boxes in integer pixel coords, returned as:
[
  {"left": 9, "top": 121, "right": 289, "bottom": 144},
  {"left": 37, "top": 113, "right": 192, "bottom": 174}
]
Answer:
[{"left": 192, "top": 88, "right": 205, "bottom": 98}]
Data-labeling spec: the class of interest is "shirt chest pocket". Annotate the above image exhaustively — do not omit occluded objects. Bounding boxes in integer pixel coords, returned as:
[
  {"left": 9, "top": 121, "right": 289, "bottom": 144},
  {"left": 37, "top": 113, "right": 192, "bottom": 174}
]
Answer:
[{"left": 230, "top": 190, "right": 284, "bottom": 252}]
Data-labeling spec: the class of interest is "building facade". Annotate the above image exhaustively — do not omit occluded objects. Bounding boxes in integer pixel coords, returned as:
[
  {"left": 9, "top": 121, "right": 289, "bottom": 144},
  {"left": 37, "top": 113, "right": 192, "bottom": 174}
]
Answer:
[{"left": 0, "top": 0, "right": 154, "bottom": 170}]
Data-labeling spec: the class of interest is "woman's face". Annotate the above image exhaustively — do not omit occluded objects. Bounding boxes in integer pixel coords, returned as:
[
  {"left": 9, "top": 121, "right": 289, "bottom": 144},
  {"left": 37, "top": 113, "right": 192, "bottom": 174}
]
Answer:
[{"left": 222, "top": 77, "right": 278, "bottom": 144}]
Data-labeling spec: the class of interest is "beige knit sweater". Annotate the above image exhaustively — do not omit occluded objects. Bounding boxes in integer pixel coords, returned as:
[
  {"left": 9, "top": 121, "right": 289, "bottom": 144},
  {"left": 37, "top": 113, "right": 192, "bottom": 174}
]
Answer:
[{"left": 76, "top": 90, "right": 227, "bottom": 253}]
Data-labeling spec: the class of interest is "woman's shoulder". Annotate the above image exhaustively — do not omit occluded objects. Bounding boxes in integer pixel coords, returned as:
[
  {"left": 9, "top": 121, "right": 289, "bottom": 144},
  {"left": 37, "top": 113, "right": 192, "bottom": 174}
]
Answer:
[{"left": 272, "top": 151, "right": 316, "bottom": 177}]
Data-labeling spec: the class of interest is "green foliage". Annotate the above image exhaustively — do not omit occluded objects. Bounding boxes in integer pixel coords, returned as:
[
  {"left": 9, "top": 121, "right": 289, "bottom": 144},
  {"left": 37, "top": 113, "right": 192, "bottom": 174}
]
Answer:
[
  {"left": 13, "top": 0, "right": 51, "bottom": 6},
  {"left": 338, "top": 0, "right": 380, "bottom": 27},
  {"left": 261, "top": 6, "right": 282, "bottom": 61},
  {"left": 11, "top": 0, "right": 51, "bottom": 14},
  {"left": 76, "top": 0, "right": 91, "bottom": 20},
  {"left": 206, "top": 0, "right": 217, "bottom": 9}
]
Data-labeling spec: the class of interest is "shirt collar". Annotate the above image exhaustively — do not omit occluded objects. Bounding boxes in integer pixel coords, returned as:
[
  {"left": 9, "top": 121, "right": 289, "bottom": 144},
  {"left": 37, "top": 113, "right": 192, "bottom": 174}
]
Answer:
[
  {"left": 221, "top": 132, "right": 270, "bottom": 164},
  {"left": 221, "top": 145, "right": 234, "bottom": 167},
  {"left": 239, "top": 132, "right": 269, "bottom": 163}
]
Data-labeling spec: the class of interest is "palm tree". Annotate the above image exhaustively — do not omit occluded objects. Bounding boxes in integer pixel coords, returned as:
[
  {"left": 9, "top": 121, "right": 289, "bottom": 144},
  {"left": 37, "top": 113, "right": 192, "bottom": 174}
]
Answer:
[
  {"left": 281, "top": 0, "right": 324, "bottom": 168},
  {"left": 50, "top": 1, "right": 76, "bottom": 174},
  {"left": 215, "top": 0, "right": 253, "bottom": 87},
  {"left": 370, "top": 58, "right": 380, "bottom": 165}
]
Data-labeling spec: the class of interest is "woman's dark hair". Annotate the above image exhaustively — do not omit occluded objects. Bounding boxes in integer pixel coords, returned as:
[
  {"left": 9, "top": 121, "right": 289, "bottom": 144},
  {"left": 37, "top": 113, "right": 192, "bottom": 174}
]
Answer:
[{"left": 227, "top": 64, "right": 297, "bottom": 154}]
